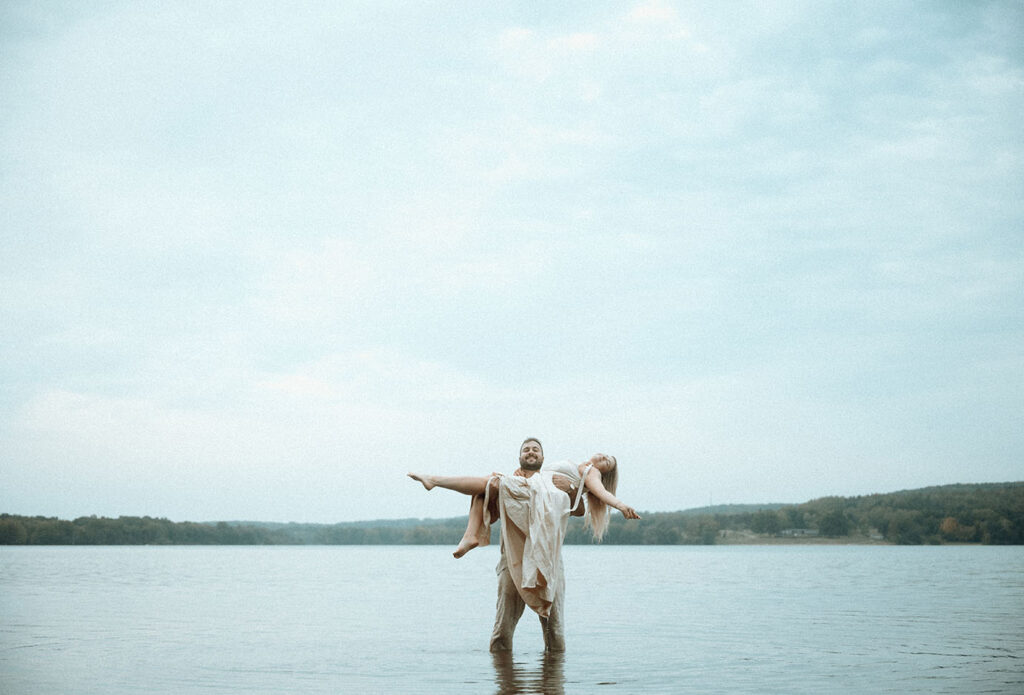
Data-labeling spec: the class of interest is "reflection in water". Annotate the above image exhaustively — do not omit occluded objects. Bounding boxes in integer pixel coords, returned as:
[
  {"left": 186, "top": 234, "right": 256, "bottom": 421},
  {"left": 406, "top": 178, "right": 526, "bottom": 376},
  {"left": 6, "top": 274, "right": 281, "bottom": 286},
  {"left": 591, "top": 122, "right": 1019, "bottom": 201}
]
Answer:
[{"left": 492, "top": 651, "right": 565, "bottom": 694}]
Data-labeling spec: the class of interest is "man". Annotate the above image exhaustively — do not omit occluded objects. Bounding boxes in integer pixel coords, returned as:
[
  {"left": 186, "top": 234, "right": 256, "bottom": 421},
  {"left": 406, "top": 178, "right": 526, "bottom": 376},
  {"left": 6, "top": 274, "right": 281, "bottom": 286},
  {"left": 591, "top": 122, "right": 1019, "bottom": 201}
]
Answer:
[
  {"left": 406, "top": 438, "right": 584, "bottom": 650},
  {"left": 489, "top": 437, "right": 578, "bottom": 652}
]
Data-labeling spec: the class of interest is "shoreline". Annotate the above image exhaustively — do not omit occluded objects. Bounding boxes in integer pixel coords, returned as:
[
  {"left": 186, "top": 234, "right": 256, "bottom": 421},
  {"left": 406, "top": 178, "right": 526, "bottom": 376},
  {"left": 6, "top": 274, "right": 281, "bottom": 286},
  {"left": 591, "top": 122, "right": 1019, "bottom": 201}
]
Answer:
[{"left": 716, "top": 531, "right": 892, "bottom": 545}]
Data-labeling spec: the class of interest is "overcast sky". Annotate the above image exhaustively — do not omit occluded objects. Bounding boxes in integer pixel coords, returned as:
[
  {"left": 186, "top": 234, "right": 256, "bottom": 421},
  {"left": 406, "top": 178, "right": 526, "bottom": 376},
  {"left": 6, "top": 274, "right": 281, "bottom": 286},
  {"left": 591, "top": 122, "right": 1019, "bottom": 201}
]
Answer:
[{"left": 1, "top": 1, "right": 1021, "bottom": 524}]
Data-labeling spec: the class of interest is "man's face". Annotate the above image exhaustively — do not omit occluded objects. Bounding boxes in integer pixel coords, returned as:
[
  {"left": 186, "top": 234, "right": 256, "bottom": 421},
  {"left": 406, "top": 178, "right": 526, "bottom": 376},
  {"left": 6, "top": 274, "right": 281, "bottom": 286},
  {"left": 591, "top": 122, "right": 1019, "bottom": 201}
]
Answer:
[{"left": 519, "top": 440, "right": 544, "bottom": 470}]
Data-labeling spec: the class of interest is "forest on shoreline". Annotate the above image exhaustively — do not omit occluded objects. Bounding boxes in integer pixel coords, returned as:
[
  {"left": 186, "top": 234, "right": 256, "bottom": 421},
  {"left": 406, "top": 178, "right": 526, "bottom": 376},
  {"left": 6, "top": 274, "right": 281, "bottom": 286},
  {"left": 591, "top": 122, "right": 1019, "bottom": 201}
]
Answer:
[{"left": 3, "top": 482, "right": 1022, "bottom": 546}]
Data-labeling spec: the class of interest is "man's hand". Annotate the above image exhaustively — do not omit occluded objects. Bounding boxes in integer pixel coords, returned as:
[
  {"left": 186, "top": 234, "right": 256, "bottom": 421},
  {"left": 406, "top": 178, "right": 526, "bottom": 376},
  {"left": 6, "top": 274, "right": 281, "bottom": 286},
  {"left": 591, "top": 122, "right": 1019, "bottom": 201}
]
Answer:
[{"left": 551, "top": 474, "right": 586, "bottom": 516}]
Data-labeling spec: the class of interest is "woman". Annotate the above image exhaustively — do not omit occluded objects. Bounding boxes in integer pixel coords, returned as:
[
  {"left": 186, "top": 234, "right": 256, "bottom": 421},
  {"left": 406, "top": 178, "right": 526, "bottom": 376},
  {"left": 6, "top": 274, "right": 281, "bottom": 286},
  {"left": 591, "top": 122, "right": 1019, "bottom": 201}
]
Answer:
[{"left": 409, "top": 452, "right": 640, "bottom": 558}]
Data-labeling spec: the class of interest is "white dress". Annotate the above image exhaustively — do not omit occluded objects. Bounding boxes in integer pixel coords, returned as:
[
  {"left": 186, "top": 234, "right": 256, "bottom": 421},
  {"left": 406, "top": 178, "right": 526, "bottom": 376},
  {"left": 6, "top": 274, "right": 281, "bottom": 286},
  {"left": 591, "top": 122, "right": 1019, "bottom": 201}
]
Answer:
[
  {"left": 487, "top": 461, "right": 592, "bottom": 617},
  {"left": 539, "top": 460, "right": 589, "bottom": 511}
]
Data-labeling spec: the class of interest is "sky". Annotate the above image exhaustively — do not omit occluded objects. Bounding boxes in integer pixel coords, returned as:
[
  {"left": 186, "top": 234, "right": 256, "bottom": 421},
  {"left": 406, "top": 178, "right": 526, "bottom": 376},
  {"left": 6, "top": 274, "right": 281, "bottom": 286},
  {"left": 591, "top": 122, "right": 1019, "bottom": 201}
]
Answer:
[{"left": 1, "top": 1, "right": 1022, "bottom": 524}]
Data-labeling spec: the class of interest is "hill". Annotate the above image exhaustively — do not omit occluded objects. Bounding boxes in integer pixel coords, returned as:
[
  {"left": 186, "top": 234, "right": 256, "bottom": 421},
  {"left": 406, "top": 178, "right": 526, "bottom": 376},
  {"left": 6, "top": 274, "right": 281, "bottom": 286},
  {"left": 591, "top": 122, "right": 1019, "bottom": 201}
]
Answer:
[{"left": 2, "top": 482, "right": 1021, "bottom": 545}]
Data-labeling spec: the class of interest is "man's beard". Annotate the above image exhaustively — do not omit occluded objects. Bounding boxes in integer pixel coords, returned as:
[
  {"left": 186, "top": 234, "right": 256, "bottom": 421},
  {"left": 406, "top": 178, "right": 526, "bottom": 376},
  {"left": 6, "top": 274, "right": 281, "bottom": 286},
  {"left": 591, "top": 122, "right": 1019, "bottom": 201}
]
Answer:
[{"left": 520, "top": 455, "right": 543, "bottom": 471}]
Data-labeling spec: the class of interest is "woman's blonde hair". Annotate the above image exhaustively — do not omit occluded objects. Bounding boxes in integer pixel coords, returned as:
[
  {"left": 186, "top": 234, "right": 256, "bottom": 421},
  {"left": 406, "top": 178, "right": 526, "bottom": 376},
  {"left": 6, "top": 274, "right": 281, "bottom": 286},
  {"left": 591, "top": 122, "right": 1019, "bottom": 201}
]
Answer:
[{"left": 585, "top": 455, "right": 618, "bottom": 542}]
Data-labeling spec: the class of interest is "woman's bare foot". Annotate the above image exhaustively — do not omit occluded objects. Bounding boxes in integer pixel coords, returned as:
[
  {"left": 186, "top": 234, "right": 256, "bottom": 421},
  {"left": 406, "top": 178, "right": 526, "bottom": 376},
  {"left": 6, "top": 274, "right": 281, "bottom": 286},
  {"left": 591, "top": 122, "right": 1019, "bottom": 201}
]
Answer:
[
  {"left": 453, "top": 537, "right": 479, "bottom": 559},
  {"left": 408, "top": 473, "right": 435, "bottom": 491}
]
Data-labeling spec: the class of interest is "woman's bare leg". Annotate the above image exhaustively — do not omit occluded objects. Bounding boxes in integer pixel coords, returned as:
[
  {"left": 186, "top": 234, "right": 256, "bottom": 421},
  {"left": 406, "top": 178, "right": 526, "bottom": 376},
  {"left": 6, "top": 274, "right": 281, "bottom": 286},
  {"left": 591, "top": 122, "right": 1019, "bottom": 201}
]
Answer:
[
  {"left": 407, "top": 473, "right": 489, "bottom": 496},
  {"left": 454, "top": 494, "right": 485, "bottom": 558},
  {"left": 408, "top": 473, "right": 498, "bottom": 558},
  {"left": 453, "top": 478, "right": 500, "bottom": 558}
]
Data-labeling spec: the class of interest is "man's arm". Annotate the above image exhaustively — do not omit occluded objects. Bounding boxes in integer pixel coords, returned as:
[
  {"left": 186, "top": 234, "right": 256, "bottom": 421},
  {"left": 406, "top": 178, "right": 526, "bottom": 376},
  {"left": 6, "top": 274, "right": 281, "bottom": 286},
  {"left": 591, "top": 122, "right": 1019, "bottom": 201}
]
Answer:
[{"left": 550, "top": 473, "right": 586, "bottom": 516}]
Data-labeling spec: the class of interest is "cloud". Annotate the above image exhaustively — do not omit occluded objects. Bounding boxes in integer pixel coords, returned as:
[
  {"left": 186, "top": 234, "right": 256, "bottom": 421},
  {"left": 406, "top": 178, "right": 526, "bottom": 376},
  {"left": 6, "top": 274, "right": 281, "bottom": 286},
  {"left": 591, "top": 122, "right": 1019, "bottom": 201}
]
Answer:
[
  {"left": 251, "top": 239, "right": 384, "bottom": 323},
  {"left": 496, "top": 27, "right": 601, "bottom": 83},
  {"left": 256, "top": 350, "right": 489, "bottom": 405},
  {"left": 628, "top": 1, "right": 678, "bottom": 23},
  {"left": 1, "top": 1, "right": 1021, "bottom": 524}
]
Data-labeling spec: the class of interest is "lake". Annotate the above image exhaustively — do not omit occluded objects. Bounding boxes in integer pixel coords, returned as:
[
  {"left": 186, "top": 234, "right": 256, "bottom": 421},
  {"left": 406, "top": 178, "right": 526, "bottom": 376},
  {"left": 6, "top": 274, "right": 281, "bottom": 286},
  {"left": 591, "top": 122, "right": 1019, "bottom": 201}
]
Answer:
[{"left": 1, "top": 545, "right": 1021, "bottom": 693}]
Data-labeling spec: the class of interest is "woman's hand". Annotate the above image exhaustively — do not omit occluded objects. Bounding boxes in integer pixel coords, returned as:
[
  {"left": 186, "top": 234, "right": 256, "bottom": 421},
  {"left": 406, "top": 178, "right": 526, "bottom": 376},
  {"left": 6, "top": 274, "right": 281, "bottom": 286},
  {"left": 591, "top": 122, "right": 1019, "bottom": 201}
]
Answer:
[{"left": 618, "top": 504, "right": 641, "bottom": 520}]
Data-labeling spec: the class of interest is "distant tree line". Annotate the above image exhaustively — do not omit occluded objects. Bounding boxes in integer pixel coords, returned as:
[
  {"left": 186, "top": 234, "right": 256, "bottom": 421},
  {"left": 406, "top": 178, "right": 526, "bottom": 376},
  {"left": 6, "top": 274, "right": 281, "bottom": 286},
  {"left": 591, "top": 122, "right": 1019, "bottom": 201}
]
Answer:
[
  {"left": 790, "top": 482, "right": 1024, "bottom": 544},
  {"left": 2, "top": 482, "right": 1021, "bottom": 546},
  {"left": 0, "top": 515, "right": 480, "bottom": 546},
  {"left": 692, "top": 482, "right": 1024, "bottom": 545}
]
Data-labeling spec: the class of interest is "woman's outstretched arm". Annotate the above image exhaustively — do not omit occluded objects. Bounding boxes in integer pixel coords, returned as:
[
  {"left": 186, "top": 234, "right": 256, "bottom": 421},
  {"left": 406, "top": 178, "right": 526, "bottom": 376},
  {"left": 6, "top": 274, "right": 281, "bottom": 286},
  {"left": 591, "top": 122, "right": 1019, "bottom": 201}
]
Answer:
[{"left": 583, "top": 467, "right": 641, "bottom": 519}]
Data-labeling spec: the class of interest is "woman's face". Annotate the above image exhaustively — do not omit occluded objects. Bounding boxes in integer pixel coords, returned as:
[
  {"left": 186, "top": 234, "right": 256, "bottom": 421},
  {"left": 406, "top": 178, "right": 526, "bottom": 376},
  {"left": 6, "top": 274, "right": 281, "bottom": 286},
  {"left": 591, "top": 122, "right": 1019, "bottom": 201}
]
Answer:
[{"left": 590, "top": 453, "right": 615, "bottom": 473}]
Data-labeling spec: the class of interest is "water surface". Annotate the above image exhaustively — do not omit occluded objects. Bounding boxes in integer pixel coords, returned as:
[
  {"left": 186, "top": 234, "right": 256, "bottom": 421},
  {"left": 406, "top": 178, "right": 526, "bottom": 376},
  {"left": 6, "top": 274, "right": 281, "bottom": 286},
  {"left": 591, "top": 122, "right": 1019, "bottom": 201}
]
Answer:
[{"left": 1, "top": 545, "right": 1021, "bottom": 693}]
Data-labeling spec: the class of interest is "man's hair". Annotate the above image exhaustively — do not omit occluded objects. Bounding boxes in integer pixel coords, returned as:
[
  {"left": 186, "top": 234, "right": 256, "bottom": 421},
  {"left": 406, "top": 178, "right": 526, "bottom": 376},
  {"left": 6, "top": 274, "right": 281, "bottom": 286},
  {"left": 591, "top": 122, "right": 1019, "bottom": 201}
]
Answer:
[{"left": 520, "top": 437, "right": 543, "bottom": 453}]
